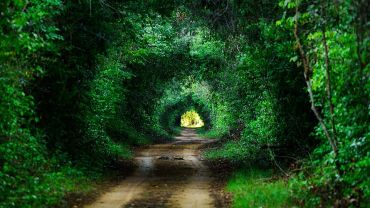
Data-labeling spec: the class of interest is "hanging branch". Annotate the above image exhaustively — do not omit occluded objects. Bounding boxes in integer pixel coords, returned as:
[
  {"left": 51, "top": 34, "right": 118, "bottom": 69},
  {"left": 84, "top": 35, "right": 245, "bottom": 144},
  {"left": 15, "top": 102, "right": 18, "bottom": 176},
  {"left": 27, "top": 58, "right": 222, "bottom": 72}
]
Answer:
[
  {"left": 293, "top": 2, "right": 338, "bottom": 157},
  {"left": 321, "top": 21, "right": 337, "bottom": 146},
  {"left": 268, "top": 147, "right": 290, "bottom": 177}
]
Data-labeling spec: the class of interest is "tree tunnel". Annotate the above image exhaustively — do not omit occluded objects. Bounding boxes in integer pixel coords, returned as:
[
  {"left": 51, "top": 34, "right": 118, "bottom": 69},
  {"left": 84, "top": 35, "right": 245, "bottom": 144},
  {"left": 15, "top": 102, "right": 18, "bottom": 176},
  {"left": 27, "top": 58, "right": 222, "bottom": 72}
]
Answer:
[
  {"left": 2, "top": 0, "right": 368, "bottom": 206},
  {"left": 3, "top": 0, "right": 318, "bottom": 190},
  {"left": 158, "top": 94, "right": 211, "bottom": 135},
  {"left": 78, "top": 2, "right": 316, "bottom": 168}
]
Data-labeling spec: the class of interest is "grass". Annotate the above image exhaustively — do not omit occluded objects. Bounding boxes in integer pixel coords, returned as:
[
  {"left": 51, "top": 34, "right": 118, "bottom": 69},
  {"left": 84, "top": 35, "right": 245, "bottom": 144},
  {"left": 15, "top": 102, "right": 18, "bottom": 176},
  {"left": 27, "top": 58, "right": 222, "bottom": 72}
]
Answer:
[
  {"left": 227, "top": 168, "right": 293, "bottom": 208},
  {"left": 196, "top": 128, "right": 222, "bottom": 139}
]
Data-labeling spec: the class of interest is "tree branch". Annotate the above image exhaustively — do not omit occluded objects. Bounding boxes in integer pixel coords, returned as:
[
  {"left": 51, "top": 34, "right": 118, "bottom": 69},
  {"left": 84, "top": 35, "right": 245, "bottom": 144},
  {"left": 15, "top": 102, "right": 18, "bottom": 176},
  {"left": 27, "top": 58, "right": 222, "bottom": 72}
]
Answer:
[
  {"left": 293, "top": 2, "right": 338, "bottom": 156},
  {"left": 322, "top": 23, "right": 337, "bottom": 146}
]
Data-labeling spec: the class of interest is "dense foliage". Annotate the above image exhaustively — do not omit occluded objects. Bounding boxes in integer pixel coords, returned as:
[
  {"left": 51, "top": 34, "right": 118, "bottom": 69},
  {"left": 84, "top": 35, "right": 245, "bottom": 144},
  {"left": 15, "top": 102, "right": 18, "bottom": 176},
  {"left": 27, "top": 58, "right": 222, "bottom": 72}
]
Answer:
[
  {"left": 0, "top": 0, "right": 368, "bottom": 207},
  {"left": 278, "top": 0, "right": 369, "bottom": 205}
]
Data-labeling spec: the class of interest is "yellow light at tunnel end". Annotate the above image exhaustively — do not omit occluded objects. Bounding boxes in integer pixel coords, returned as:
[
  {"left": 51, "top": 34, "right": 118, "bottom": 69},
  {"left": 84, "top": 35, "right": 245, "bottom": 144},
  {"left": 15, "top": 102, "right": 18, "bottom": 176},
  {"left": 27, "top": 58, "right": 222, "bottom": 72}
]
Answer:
[{"left": 180, "top": 110, "right": 204, "bottom": 128}]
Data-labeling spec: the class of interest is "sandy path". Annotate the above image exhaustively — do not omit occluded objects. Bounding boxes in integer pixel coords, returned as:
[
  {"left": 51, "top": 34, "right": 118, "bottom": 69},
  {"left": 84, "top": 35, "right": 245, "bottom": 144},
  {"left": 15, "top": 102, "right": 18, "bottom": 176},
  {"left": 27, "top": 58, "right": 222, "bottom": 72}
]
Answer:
[{"left": 84, "top": 128, "right": 215, "bottom": 208}]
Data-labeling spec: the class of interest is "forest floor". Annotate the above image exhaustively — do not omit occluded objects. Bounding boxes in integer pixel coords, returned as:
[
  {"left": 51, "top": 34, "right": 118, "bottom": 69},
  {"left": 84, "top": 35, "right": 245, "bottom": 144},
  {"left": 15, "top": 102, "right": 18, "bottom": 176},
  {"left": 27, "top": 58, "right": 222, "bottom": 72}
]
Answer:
[{"left": 81, "top": 128, "right": 230, "bottom": 208}]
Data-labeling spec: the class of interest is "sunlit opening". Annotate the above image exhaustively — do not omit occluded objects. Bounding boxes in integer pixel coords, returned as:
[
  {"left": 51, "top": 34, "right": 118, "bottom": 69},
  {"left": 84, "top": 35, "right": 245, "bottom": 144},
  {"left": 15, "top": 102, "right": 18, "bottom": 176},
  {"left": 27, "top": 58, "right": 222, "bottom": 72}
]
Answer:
[{"left": 180, "top": 110, "right": 204, "bottom": 128}]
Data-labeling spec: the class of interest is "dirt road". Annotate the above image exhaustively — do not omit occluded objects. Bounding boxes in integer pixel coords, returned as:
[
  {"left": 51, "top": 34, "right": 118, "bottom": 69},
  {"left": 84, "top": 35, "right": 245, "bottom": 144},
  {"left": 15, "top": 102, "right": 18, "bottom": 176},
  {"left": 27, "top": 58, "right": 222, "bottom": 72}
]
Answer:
[{"left": 84, "top": 128, "right": 217, "bottom": 208}]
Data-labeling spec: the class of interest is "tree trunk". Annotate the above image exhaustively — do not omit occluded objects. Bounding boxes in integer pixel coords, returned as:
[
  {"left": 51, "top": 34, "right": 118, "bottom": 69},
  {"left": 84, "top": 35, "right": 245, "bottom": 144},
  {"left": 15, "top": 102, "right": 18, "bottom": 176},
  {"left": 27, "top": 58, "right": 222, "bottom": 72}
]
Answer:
[
  {"left": 322, "top": 22, "right": 338, "bottom": 148},
  {"left": 293, "top": 3, "right": 338, "bottom": 157}
]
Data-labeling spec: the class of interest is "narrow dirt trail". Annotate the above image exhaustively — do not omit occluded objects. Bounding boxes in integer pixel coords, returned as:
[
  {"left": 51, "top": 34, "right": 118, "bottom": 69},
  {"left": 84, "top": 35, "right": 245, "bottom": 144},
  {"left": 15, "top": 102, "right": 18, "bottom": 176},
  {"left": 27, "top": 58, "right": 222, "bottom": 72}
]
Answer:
[{"left": 84, "top": 128, "right": 216, "bottom": 208}]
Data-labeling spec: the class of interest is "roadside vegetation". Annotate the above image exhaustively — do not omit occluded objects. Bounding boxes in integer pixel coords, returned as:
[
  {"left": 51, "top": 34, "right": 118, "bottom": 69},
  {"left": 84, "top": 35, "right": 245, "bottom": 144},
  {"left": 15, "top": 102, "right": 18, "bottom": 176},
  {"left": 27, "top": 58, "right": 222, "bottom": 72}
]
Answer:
[{"left": 227, "top": 169, "right": 292, "bottom": 208}]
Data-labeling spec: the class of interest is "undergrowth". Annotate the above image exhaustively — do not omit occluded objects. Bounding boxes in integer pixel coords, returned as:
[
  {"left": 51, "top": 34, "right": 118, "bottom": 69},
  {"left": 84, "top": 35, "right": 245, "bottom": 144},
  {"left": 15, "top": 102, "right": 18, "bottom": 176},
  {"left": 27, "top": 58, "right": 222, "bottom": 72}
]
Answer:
[{"left": 227, "top": 168, "right": 292, "bottom": 208}]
